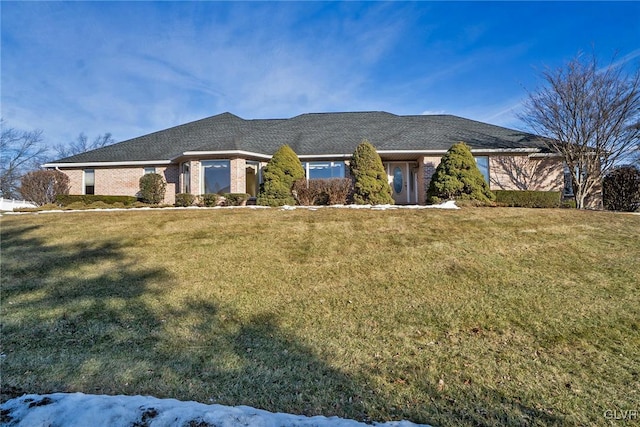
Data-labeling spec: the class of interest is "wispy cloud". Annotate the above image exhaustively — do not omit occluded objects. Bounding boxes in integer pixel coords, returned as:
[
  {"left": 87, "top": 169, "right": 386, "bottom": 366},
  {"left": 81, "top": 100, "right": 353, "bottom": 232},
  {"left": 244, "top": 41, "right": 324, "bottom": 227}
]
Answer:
[{"left": 2, "top": 1, "right": 639, "bottom": 149}]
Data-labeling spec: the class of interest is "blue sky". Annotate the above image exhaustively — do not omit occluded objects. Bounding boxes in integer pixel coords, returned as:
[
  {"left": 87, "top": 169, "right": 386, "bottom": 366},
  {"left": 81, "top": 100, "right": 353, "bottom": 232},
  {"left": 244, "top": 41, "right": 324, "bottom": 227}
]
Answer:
[{"left": 2, "top": 1, "right": 639, "bottom": 151}]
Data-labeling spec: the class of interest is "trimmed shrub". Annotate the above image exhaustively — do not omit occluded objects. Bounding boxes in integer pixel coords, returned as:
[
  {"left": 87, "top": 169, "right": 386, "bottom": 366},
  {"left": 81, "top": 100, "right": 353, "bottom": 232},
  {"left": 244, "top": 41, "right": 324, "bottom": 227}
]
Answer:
[
  {"left": 199, "top": 193, "right": 221, "bottom": 207},
  {"left": 257, "top": 145, "right": 305, "bottom": 206},
  {"left": 175, "top": 193, "right": 196, "bottom": 207},
  {"left": 427, "top": 142, "right": 495, "bottom": 204},
  {"left": 56, "top": 194, "right": 137, "bottom": 206},
  {"left": 19, "top": 169, "right": 70, "bottom": 206},
  {"left": 350, "top": 140, "right": 394, "bottom": 205},
  {"left": 222, "top": 193, "right": 250, "bottom": 206},
  {"left": 323, "top": 178, "right": 352, "bottom": 205},
  {"left": 292, "top": 179, "right": 353, "bottom": 206},
  {"left": 139, "top": 173, "right": 166, "bottom": 205},
  {"left": 495, "top": 190, "right": 561, "bottom": 208},
  {"left": 292, "top": 179, "right": 319, "bottom": 206},
  {"left": 603, "top": 165, "right": 640, "bottom": 212}
]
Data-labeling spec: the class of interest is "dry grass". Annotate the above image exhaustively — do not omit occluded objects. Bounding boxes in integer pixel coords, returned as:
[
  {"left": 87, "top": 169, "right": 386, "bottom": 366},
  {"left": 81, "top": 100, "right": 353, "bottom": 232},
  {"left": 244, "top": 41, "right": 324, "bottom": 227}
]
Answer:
[{"left": 1, "top": 207, "right": 639, "bottom": 426}]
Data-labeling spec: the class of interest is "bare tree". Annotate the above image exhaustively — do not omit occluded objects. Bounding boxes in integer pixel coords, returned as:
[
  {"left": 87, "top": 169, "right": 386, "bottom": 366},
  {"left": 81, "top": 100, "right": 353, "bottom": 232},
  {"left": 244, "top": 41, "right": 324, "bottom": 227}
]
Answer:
[
  {"left": 20, "top": 169, "right": 70, "bottom": 206},
  {"left": 520, "top": 52, "right": 640, "bottom": 209},
  {"left": 0, "top": 121, "right": 48, "bottom": 199},
  {"left": 54, "top": 132, "right": 116, "bottom": 159}
]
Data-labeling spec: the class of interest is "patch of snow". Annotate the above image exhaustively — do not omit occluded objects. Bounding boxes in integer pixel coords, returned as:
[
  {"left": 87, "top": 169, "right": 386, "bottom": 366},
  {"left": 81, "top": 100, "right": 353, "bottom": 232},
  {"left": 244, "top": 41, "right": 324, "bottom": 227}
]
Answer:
[
  {"left": 279, "top": 201, "right": 459, "bottom": 211},
  {"left": 1, "top": 393, "right": 431, "bottom": 427},
  {"left": 3, "top": 201, "right": 459, "bottom": 215},
  {"left": 428, "top": 200, "right": 459, "bottom": 210}
]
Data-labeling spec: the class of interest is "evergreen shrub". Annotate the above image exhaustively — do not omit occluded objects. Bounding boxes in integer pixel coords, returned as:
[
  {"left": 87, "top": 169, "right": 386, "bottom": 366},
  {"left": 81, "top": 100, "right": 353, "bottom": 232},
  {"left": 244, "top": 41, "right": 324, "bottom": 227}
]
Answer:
[
  {"left": 427, "top": 142, "right": 495, "bottom": 204},
  {"left": 350, "top": 140, "right": 394, "bottom": 205},
  {"left": 257, "top": 145, "right": 305, "bottom": 206},
  {"left": 139, "top": 173, "right": 166, "bottom": 205}
]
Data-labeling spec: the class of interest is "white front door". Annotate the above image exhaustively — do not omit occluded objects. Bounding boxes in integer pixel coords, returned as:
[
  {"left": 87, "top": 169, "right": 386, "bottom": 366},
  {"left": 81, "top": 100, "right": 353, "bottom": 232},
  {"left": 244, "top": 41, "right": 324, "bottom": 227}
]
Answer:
[{"left": 388, "top": 162, "right": 408, "bottom": 204}]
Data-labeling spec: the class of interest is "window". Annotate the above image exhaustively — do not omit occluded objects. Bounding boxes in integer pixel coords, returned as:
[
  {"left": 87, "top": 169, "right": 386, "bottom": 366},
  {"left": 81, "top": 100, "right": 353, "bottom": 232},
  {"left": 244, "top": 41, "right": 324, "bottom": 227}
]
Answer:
[
  {"left": 474, "top": 156, "right": 489, "bottom": 183},
  {"left": 144, "top": 167, "right": 156, "bottom": 175},
  {"left": 302, "top": 161, "right": 345, "bottom": 180},
  {"left": 181, "top": 163, "right": 190, "bottom": 193},
  {"left": 84, "top": 169, "right": 95, "bottom": 195},
  {"left": 201, "top": 160, "right": 230, "bottom": 194},
  {"left": 564, "top": 165, "right": 574, "bottom": 196}
]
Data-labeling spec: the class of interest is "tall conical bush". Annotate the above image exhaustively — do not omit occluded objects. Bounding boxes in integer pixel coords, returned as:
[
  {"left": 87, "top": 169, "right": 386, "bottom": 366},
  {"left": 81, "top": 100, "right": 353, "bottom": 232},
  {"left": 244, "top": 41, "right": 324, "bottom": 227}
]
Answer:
[
  {"left": 257, "top": 144, "right": 305, "bottom": 206},
  {"left": 350, "top": 140, "right": 394, "bottom": 205},
  {"left": 426, "top": 142, "right": 495, "bottom": 204}
]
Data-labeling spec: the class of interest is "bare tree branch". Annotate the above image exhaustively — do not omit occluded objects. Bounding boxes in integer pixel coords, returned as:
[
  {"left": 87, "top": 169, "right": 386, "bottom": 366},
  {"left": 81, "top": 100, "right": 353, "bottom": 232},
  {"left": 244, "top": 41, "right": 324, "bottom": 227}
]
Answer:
[
  {"left": 53, "top": 132, "right": 116, "bottom": 159},
  {"left": 1, "top": 120, "right": 48, "bottom": 198},
  {"left": 519, "top": 52, "right": 640, "bottom": 209}
]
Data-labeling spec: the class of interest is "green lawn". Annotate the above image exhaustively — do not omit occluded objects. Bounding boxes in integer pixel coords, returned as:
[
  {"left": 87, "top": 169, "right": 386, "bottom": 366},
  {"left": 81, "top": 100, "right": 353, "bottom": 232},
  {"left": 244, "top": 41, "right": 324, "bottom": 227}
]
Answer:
[{"left": 1, "top": 207, "right": 638, "bottom": 426}]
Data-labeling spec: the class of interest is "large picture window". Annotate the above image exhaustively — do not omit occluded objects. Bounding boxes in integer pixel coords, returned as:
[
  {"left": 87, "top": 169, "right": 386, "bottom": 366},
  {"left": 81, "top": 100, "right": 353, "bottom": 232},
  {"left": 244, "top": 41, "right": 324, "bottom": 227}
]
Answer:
[
  {"left": 474, "top": 156, "right": 489, "bottom": 183},
  {"left": 202, "top": 160, "right": 230, "bottom": 194},
  {"left": 302, "top": 161, "right": 345, "bottom": 180}
]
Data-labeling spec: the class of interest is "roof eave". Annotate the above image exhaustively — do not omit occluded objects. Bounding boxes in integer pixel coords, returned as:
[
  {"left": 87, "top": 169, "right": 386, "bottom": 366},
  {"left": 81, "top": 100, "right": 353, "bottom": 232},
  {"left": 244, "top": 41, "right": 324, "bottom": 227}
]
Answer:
[
  {"left": 173, "top": 150, "right": 273, "bottom": 161},
  {"left": 43, "top": 160, "right": 172, "bottom": 168}
]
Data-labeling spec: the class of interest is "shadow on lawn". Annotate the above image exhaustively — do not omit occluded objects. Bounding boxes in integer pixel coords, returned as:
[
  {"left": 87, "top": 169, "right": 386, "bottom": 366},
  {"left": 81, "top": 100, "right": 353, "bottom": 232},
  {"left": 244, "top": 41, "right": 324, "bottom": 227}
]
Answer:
[
  {"left": 1, "top": 220, "right": 566, "bottom": 426},
  {"left": 1, "top": 221, "right": 169, "bottom": 399}
]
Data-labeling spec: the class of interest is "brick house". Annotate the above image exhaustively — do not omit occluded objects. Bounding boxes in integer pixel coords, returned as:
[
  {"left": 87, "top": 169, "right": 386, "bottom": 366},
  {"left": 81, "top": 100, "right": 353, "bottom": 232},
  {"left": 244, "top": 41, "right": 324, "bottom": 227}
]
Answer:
[{"left": 43, "top": 111, "right": 566, "bottom": 205}]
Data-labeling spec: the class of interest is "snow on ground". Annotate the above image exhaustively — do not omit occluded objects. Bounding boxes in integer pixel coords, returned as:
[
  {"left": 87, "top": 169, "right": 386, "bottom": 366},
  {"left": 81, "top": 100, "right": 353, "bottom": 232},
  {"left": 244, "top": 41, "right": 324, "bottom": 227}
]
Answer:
[
  {"left": 279, "top": 201, "right": 459, "bottom": 211},
  {"left": 3, "top": 200, "right": 459, "bottom": 215},
  {"left": 1, "top": 393, "right": 431, "bottom": 427}
]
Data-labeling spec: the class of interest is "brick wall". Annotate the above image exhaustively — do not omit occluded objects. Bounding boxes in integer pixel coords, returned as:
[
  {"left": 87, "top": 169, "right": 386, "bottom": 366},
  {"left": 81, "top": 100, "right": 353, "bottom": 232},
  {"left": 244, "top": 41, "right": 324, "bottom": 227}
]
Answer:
[
  {"left": 489, "top": 155, "right": 564, "bottom": 192},
  {"left": 64, "top": 169, "right": 84, "bottom": 195},
  {"left": 58, "top": 154, "right": 565, "bottom": 207},
  {"left": 418, "top": 156, "right": 442, "bottom": 204},
  {"left": 60, "top": 165, "right": 179, "bottom": 204},
  {"left": 230, "top": 158, "right": 246, "bottom": 194}
]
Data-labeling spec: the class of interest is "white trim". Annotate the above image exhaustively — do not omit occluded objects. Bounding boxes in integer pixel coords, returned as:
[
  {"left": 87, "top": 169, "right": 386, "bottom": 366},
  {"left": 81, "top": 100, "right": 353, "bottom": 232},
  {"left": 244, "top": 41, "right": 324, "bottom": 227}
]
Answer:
[
  {"left": 297, "top": 153, "right": 353, "bottom": 159},
  {"left": 177, "top": 150, "right": 272, "bottom": 160},
  {"left": 43, "top": 148, "right": 551, "bottom": 169},
  {"left": 379, "top": 149, "right": 447, "bottom": 155},
  {"left": 43, "top": 160, "right": 171, "bottom": 168}
]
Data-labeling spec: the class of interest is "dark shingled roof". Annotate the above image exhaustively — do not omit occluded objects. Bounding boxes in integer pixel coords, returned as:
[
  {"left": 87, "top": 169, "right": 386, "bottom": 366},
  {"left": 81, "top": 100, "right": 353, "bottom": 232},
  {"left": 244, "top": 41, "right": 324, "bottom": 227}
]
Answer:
[{"left": 50, "top": 112, "right": 549, "bottom": 164}]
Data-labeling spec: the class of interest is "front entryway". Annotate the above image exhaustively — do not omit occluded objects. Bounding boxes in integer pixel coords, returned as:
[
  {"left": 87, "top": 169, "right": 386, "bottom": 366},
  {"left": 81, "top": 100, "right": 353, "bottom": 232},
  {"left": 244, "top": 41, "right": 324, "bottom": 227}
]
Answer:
[{"left": 386, "top": 162, "right": 418, "bottom": 204}]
